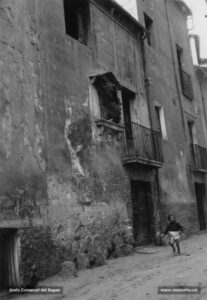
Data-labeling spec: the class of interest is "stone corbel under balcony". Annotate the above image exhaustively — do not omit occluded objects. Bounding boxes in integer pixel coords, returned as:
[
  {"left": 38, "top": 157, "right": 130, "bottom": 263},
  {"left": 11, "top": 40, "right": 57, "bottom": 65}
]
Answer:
[{"left": 95, "top": 119, "right": 125, "bottom": 132}]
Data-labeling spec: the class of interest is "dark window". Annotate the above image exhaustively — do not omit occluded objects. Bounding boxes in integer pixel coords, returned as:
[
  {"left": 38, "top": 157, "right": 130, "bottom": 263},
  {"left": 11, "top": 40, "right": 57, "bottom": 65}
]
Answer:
[
  {"left": 144, "top": 13, "right": 153, "bottom": 46},
  {"left": 176, "top": 45, "right": 183, "bottom": 83},
  {"left": 176, "top": 45, "right": 194, "bottom": 100},
  {"left": 63, "top": 0, "right": 90, "bottom": 45},
  {"left": 93, "top": 75, "right": 121, "bottom": 124},
  {"left": 122, "top": 87, "right": 135, "bottom": 139},
  {"left": 187, "top": 120, "right": 194, "bottom": 144}
]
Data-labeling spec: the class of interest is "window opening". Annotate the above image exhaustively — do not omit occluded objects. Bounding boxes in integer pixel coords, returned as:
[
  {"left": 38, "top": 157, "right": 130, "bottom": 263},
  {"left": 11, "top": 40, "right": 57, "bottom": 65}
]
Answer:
[{"left": 63, "top": 0, "right": 90, "bottom": 45}]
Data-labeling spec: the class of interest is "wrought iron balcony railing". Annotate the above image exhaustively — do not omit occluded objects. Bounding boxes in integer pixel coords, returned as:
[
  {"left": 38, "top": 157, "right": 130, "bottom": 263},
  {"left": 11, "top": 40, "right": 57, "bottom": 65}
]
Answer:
[
  {"left": 121, "top": 122, "right": 163, "bottom": 167},
  {"left": 181, "top": 69, "right": 194, "bottom": 100},
  {"left": 190, "top": 144, "right": 207, "bottom": 171}
]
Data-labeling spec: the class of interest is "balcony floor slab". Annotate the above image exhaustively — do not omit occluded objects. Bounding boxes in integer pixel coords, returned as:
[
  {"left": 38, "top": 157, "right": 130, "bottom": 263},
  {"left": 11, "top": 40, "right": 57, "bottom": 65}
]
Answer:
[{"left": 122, "top": 155, "right": 163, "bottom": 168}]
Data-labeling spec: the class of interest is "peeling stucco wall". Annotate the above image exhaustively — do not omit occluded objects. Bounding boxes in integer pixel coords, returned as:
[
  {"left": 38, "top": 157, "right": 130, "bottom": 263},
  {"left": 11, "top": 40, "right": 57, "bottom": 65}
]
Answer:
[
  {"left": 0, "top": 0, "right": 47, "bottom": 228},
  {"left": 34, "top": 0, "right": 136, "bottom": 277},
  {"left": 0, "top": 0, "right": 50, "bottom": 284},
  {"left": 1, "top": 0, "right": 205, "bottom": 285}
]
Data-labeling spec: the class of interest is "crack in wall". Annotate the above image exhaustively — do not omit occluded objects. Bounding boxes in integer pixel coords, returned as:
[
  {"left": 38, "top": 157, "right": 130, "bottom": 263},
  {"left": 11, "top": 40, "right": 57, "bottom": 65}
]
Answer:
[{"left": 64, "top": 119, "right": 85, "bottom": 177}]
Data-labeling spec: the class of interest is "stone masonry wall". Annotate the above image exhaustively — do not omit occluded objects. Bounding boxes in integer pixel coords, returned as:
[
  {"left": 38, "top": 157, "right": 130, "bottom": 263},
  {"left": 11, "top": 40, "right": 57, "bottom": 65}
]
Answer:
[{"left": 37, "top": 0, "right": 137, "bottom": 275}]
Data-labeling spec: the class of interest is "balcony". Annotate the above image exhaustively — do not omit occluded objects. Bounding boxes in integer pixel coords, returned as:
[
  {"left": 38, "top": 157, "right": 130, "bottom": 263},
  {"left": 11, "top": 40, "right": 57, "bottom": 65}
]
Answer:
[
  {"left": 181, "top": 69, "right": 194, "bottom": 100},
  {"left": 121, "top": 122, "right": 163, "bottom": 168},
  {"left": 190, "top": 144, "right": 207, "bottom": 172}
]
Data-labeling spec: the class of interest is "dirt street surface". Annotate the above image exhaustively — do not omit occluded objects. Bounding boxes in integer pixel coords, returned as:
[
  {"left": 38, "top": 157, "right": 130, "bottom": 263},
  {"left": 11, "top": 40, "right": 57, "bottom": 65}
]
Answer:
[{"left": 13, "top": 232, "right": 207, "bottom": 300}]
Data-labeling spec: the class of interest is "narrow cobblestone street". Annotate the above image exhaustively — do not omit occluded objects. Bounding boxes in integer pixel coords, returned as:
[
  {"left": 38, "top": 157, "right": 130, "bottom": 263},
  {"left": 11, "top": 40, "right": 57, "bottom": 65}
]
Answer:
[{"left": 13, "top": 231, "right": 207, "bottom": 300}]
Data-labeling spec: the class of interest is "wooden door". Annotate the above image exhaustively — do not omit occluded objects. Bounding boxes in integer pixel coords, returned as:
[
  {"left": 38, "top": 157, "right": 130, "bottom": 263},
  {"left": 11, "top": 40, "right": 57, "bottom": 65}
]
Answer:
[
  {"left": 195, "top": 183, "right": 206, "bottom": 230},
  {"left": 131, "top": 181, "right": 153, "bottom": 245}
]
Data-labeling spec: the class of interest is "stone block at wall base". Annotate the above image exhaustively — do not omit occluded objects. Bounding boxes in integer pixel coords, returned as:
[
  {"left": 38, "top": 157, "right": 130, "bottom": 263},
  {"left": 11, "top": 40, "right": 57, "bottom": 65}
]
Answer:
[
  {"left": 111, "top": 244, "right": 134, "bottom": 258},
  {"left": 59, "top": 261, "right": 77, "bottom": 278},
  {"left": 77, "top": 253, "right": 90, "bottom": 270},
  {"left": 19, "top": 226, "right": 62, "bottom": 286},
  {"left": 122, "top": 244, "right": 134, "bottom": 256},
  {"left": 89, "top": 251, "right": 107, "bottom": 267}
]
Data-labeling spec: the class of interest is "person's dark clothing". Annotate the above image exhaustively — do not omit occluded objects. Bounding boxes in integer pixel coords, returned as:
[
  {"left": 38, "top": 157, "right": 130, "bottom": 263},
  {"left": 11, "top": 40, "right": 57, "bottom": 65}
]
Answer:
[{"left": 164, "top": 221, "right": 183, "bottom": 235}]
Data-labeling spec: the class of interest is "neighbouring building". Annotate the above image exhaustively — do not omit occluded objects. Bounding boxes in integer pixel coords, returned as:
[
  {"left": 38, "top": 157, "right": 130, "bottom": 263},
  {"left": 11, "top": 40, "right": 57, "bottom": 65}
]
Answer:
[
  {"left": 0, "top": 0, "right": 206, "bottom": 289},
  {"left": 189, "top": 33, "right": 207, "bottom": 229},
  {"left": 140, "top": 0, "right": 207, "bottom": 233}
]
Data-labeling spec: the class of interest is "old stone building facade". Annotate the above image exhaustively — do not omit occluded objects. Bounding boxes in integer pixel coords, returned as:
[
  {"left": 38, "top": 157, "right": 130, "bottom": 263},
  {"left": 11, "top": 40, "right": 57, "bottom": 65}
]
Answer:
[
  {"left": 0, "top": 0, "right": 206, "bottom": 289},
  {"left": 141, "top": 0, "right": 207, "bottom": 232}
]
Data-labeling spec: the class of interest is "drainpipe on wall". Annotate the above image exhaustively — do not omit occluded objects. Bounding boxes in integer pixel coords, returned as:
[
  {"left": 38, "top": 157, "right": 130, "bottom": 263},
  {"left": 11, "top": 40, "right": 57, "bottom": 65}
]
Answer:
[
  {"left": 198, "top": 71, "right": 207, "bottom": 147},
  {"left": 164, "top": 0, "right": 187, "bottom": 143},
  {"left": 140, "top": 34, "right": 162, "bottom": 236}
]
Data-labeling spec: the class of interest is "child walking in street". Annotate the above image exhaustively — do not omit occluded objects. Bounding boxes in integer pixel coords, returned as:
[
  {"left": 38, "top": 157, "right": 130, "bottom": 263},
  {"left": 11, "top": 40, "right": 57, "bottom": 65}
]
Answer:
[{"left": 164, "top": 215, "right": 183, "bottom": 255}]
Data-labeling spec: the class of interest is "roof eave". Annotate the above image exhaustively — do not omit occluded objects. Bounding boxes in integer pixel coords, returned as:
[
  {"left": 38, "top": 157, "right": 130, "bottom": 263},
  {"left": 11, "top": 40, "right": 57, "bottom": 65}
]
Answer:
[
  {"left": 175, "top": 0, "right": 192, "bottom": 17},
  {"left": 90, "top": 0, "right": 147, "bottom": 38}
]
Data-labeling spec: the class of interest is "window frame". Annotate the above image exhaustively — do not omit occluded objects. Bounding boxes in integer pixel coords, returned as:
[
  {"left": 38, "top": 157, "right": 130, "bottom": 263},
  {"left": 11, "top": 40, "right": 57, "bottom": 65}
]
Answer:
[{"left": 154, "top": 105, "right": 168, "bottom": 140}]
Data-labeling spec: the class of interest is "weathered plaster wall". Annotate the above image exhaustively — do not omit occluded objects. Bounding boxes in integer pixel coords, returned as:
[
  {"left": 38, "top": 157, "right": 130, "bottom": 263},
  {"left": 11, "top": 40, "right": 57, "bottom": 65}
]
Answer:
[
  {"left": 138, "top": 0, "right": 200, "bottom": 232},
  {"left": 1, "top": 0, "right": 205, "bottom": 285},
  {"left": 166, "top": 1, "right": 207, "bottom": 230},
  {"left": 36, "top": 0, "right": 143, "bottom": 273},
  {"left": 0, "top": 0, "right": 47, "bottom": 227},
  {"left": 0, "top": 0, "right": 51, "bottom": 285},
  {"left": 193, "top": 70, "right": 207, "bottom": 148},
  {"left": 193, "top": 70, "right": 207, "bottom": 225},
  {"left": 90, "top": 2, "right": 151, "bottom": 128},
  {"left": 166, "top": 1, "right": 206, "bottom": 147}
]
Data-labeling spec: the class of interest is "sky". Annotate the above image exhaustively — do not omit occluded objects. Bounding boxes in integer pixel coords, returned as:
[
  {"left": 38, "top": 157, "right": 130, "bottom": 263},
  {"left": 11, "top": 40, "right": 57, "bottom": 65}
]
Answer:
[
  {"left": 115, "top": 0, "right": 207, "bottom": 59},
  {"left": 114, "top": 0, "right": 138, "bottom": 20},
  {"left": 184, "top": 0, "right": 207, "bottom": 58}
]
